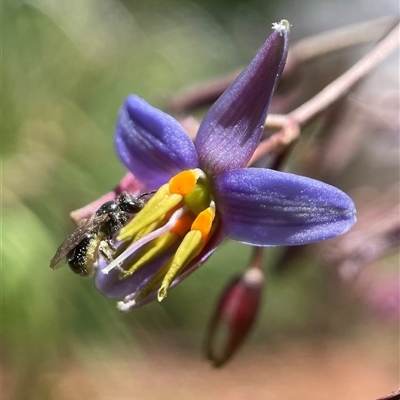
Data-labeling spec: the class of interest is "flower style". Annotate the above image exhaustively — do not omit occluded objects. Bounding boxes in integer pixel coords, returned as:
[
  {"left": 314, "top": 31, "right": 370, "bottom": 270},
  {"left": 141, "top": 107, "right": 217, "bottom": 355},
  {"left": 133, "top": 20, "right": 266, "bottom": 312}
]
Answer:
[{"left": 95, "top": 20, "right": 356, "bottom": 312}]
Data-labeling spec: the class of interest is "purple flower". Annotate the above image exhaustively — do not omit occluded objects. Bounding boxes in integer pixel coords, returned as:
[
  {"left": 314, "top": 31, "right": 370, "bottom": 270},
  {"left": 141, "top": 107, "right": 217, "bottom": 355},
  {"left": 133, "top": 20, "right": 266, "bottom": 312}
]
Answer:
[{"left": 95, "top": 20, "right": 356, "bottom": 312}]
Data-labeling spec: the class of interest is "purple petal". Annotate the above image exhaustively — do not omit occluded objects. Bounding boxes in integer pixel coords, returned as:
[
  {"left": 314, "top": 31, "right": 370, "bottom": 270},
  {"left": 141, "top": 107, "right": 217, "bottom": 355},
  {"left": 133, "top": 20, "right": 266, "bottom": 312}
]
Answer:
[
  {"left": 95, "top": 246, "right": 176, "bottom": 299},
  {"left": 194, "top": 21, "right": 289, "bottom": 177},
  {"left": 115, "top": 95, "right": 199, "bottom": 189},
  {"left": 213, "top": 168, "right": 356, "bottom": 246}
]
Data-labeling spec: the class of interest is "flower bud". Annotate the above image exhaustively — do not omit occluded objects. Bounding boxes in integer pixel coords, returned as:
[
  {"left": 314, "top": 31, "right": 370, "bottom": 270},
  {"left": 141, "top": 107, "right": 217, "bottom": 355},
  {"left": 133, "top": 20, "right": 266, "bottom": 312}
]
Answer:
[{"left": 205, "top": 267, "right": 264, "bottom": 367}]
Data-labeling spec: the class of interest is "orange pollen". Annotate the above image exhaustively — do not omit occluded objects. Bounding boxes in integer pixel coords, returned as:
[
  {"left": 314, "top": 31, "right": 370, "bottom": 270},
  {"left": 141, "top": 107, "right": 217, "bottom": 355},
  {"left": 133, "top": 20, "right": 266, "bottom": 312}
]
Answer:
[
  {"left": 169, "top": 170, "right": 197, "bottom": 196},
  {"left": 191, "top": 208, "right": 214, "bottom": 241},
  {"left": 170, "top": 214, "right": 194, "bottom": 236}
]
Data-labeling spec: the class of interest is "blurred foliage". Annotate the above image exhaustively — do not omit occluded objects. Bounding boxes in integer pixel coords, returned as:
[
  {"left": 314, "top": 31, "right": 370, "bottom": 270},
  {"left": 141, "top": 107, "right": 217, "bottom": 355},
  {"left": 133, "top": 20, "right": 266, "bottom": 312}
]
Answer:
[{"left": 2, "top": 0, "right": 398, "bottom": 399}]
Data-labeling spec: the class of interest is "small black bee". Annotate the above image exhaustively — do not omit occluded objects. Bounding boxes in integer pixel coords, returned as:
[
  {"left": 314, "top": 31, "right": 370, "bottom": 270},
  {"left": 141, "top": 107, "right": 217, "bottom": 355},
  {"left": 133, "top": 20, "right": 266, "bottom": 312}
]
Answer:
[{"left": 50, "top": 192, "right": 153, "bottom": 277}]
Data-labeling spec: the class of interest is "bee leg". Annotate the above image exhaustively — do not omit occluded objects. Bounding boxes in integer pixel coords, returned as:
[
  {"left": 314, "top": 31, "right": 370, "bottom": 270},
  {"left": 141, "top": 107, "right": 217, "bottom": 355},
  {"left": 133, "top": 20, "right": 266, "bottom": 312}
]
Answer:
[
  {"left": 106, "top": 239, "right": 117, "bottom": 252},
  {"left": 99, "top": 240, "right": 126, "bottom": 273},
  {"left": 99, "top": 241, "right": 114, "bottom": 263}
]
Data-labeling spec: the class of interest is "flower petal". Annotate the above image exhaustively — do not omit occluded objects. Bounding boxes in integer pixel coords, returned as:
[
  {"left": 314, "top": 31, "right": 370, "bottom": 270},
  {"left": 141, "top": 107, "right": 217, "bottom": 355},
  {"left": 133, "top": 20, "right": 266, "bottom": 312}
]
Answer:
[
  {"left": 95, "top": 247, "right": 175, "bottom": 299},
  {"left": 194, "top": 21, "right": 290, "bottom": 177},
  {"left": 115, "top": 95, "right": 199, "bottom": 189},
  {"left": 213, "top": 168, "right": 356, "bottom": 246}
]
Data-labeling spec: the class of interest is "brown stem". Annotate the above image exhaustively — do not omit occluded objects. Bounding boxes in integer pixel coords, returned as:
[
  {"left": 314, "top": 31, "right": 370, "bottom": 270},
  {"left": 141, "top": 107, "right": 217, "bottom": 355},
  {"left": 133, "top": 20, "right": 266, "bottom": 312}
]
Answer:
[
  {"left": 375, "top": 388, "right": 400, "bottom": 400},
  {"left": 290, "top": 22, "right": 400, "bottom": 126},
  {"left": 249, "top": 247, "right": 264, "bottom": 270},
  {"left": 292, "top": 15, "right": 398, "bottom": 62},
  {"left": 251, "top": 22, "right": 400, "bottom": 164},
  {"left": 168, "top": 16, "right": 398, "bottom": 114},
  {"left": 320, "top": 198, "right": 400, "bottom": 281}
]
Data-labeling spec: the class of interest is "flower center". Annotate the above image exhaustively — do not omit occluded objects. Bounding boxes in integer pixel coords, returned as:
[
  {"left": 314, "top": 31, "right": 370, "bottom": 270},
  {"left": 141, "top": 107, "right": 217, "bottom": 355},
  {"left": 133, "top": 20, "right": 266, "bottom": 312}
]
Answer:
[{"left": 101, "top": 168, "right": 217, "bottom": 303}]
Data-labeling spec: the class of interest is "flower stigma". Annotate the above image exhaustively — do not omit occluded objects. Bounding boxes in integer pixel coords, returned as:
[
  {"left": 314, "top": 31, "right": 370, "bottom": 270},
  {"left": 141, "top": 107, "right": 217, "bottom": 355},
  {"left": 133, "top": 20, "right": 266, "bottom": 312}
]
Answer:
[
  {"left": 271, "top": 19, "right": 290, "bottom": 35},
  {"left": 101, "top": 168, "right": 218, "bottom": 303}
]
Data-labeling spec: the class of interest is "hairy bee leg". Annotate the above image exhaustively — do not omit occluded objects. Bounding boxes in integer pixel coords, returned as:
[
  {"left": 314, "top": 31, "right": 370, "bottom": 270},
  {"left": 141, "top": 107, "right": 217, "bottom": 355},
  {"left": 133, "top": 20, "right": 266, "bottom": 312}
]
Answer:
[
  {"left": 106, "top": 239, "right": 117, "bottom": 252},
  {"left": 99, "top": 241, "right": 114, "bottom": 263},
  {"left": 99, "top": 241, "right": 126, "bottom": 273}
]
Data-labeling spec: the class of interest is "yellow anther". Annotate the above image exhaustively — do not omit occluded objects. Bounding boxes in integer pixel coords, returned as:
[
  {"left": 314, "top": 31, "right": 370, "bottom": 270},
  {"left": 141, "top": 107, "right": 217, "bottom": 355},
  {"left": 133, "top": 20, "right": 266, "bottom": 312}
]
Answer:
[
  {"left": 120, "top": 231, "right": 179, "bottom": 277},
  {"left": 191, "top": 206, "right": 215, "bottom": 242},
  {"left": 169, "top": 170, "right": 197, "bottom": 196},
  {"left": 134, "top": 265, "right": 168, "bottom": 304},
  {"left": 114, "top": 169, "right": 218, "bottom": 305},
  {"left": 134, "top": 220, "right": 162, "bottom": 241},
  {"left": 158, "top": 230, "right": 203, "bottom": 301},
  {"left": 118, "top": 184, "right": 182, "bottom": 241}
]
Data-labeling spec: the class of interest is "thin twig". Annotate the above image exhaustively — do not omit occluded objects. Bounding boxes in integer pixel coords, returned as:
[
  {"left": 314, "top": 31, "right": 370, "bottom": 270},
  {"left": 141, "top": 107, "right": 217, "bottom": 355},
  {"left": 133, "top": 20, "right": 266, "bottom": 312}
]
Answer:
[
  {"left": 168, "top": 16, "right": 398, "bottom": 114},
  {"left": 251, "top": 22, "right": 400, "bottom": 163},
  {"left": 320, "top": 198, "right": 400, "bottom": 281},
  {"left": 293, "top": 15, "right": 398, "bottom": 61},
  {"left": 375, "top": 388, "right": 400, "bottom": 400},
  {"left": 249, "top": 247, "right": 264, "bottom": 270},
  {"left": 290, "top": 22, "right": 400, "bottom": 125}
]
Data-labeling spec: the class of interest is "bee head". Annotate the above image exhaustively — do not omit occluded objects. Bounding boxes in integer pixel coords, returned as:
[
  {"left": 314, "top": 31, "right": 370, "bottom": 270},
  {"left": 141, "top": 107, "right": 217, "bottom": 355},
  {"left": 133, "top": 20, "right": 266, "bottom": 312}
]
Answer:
[{"left": 118, "top": 193, "right": 145, "bottom": 214}]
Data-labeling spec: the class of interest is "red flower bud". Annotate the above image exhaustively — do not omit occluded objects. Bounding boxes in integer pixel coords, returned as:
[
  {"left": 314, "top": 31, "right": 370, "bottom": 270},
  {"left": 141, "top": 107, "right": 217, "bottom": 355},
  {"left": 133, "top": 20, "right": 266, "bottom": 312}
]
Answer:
[{"left": 205, "top": 267, "right": 264, "bottom": 367}]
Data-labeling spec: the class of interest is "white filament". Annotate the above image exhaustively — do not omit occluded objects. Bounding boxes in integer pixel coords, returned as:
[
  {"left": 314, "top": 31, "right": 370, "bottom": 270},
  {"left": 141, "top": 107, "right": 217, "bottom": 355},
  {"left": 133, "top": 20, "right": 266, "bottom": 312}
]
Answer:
[{"left": 101, "top": 206, "right": 187, "bottom": 274}]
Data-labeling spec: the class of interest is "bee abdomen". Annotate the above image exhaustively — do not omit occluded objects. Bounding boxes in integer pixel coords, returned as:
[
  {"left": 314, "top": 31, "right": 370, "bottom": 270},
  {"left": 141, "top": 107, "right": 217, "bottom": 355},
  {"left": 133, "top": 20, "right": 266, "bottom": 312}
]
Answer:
[{"left": 67, "top": 233, "right": 100, "bottom": 277}]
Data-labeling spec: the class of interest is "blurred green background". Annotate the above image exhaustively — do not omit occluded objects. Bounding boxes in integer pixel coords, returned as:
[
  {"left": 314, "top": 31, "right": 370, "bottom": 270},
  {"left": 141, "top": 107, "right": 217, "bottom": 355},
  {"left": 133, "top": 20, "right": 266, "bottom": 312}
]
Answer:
[{"left": 3, "top": 1, "right": 399, "bottom": 399}]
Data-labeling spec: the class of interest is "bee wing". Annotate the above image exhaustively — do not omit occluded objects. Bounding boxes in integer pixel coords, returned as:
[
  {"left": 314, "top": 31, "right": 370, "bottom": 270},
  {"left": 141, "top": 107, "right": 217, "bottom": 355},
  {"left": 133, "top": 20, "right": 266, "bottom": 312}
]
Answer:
[{"left": 50, "top": 213, "right": 110, "bottom": 270}]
